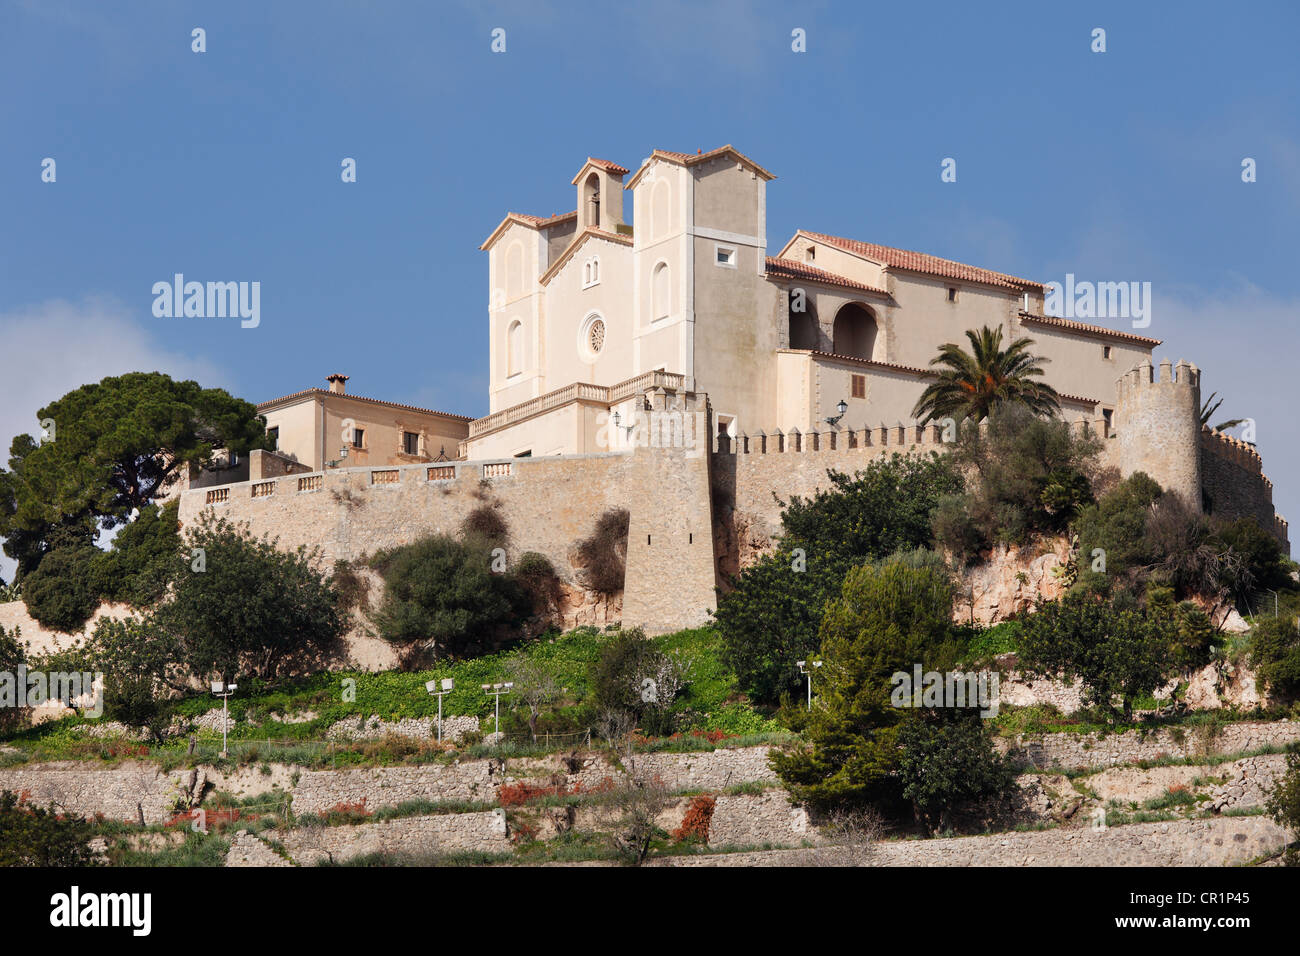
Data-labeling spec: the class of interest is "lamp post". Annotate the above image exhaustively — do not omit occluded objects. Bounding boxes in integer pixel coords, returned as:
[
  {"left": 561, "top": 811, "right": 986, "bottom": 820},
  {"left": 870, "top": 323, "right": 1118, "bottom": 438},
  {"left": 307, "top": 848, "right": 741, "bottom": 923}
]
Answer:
[
  {"left": 481, "top": 682, "right": 513, "bottom": 735},
  {"left": 823, "top": 399, "right": 849, "bottom": 428},
  {"left": 796, "top": 660, "right": 821, "bottom": 710},
  {"left": 425, "top": 677, "right": 455, "bottom": 742},
  {"left": 210, "top": 679, "right": 238, "bottom": 756}
]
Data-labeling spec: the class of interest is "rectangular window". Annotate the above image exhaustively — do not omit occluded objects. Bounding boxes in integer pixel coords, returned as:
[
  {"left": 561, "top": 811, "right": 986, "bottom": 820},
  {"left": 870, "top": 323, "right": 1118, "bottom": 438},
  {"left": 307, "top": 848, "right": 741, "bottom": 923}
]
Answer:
[
  {"left": 1102, "top": 408, "right": 1114, "bottom": 437},
  {"left": 1103, "top": 345, "right": 1113, "bottom": 359},
  {"left": 947, "top": 287, "right": 958, "bottom": 302},
  {"left": 403, "top": 431, "right": 419, "bottom": 455},
  {"left": 352, "top": 428, "right": 365, "bottom": 449},
  {"left": 266, "top": 426, "right": 279, "bottom": 450},
  {"left": 851, "top": 374, "right": 866, "bottom": 399},
  {"left": 715, "top": 245, "right": 737, "bottom": 268}
]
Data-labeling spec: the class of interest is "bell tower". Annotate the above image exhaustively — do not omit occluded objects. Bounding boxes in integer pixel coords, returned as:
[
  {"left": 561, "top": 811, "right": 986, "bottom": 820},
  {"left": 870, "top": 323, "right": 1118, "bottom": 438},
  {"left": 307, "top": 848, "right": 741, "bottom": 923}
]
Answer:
[{"left": 571, "top": 158, "right": 628, "bottom": 230}]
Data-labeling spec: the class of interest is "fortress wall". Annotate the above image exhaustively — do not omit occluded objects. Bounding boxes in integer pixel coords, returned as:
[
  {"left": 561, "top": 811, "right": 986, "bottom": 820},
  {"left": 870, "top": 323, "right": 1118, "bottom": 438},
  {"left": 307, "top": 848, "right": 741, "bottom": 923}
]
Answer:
[
  {"left": 1201, "top": 429, "right": 1290, "bottom": 551},
  {"left": 177, "top": 447, "right": 717, "bottom": 634}
]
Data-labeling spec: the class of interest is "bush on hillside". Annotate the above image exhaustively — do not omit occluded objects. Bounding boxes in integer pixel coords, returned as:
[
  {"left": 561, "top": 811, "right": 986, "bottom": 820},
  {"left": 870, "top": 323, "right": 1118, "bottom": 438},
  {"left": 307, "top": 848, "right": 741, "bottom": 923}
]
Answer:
[
  {"left": 589, "top": 628, "right": 687, "bottom": 737},
  {"left": 898, "top": 708, "right": 1015, "bottom": 835},
  {"left": 1250, "top": 616, "right": 1300, "bottom": 703},
  {"left": 155, "top": 512, "right": 345, "bottom": 682},
  {"left": 1266, "top": 744, "right": 1300, "bottom": 866},
  {"left": 1016, "top": 591, "right": 1176, "bottom": 722},
  {"left": 770, "top": 552, "right": 963, "bottom": 808},
  {"left": 0, "top": 791, "right": 95, "bottom": 866},
  {"left": 80, "top": 616, "right": 182, "bottom": 734},
  {"left": 933, "top": 407, "right": 1102, "bottom": 561},
  {"left": 372, "top": 534, "right": 528, "bottom": 663},
  {"left": 715, "top": 453, "right": 963, "bottom": 706},
  {"left": 20, "top": 544, "right": 103, "bottom": 633}
]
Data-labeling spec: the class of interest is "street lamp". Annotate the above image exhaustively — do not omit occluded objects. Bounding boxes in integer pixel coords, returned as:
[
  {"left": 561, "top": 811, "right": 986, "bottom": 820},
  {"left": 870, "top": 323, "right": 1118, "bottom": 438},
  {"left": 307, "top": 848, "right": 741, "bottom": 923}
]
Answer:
[
  {"left": 481, "top": 682, "right": 513, "bottom": 735},
  {"left": 210, "top": 680, "right": 238, "bottom": 756},
  {"left": 823, "top": 399, "right": 848, "bottom": 428},
  {"left": 425, "top": 677, "right": 455, "bottom": 742},
  {"left": 796, "top": 660, "right": 822, "bottom": 710}
]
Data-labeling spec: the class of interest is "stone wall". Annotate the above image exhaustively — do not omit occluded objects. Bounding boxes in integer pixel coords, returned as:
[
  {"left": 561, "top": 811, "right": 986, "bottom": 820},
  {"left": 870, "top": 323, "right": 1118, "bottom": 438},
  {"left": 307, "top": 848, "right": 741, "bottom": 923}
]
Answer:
[
  {"left": 1201, "top": 429, "right": 1289, "bottom": 551},
  {"left": 178, "top": 444, "right": 718, "bottom": 634},
  {"left": 1002, "top": 720, "right": 1300, "bottom": 772},
  {"left": 649, "top": 817, "right": 1291, "bottom": 867}
]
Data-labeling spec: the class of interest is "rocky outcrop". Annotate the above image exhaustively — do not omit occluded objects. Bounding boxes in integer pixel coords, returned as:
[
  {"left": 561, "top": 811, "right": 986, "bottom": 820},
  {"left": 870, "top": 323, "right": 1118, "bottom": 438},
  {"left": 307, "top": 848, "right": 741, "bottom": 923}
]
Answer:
[{"left": 957, "top": 538, "right": 1070, "bottom": 625}]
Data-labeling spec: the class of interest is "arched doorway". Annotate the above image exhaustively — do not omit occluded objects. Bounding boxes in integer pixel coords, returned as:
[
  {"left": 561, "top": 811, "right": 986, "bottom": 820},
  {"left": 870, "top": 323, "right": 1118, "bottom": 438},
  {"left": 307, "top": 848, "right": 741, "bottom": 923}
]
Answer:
[
  {"left": 789, "top": 291, "right": 819, "bottom": 350},
  {"left": 832, "top": 303, "right": 877, "bottom": 360}
]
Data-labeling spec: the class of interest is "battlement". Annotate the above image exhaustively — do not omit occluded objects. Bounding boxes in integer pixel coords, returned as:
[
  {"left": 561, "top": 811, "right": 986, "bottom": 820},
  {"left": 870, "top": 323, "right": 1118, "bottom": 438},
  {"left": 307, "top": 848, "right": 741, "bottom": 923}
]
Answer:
[
  {"left": 713, "top": 416, "right": 1110, "bottom": 456},
  {"left": 1116, "top": 357, "right": 1201, "bottom": 399},
  {"left": 1201, "top": 427, "right": 1263, "bottom": 478}
]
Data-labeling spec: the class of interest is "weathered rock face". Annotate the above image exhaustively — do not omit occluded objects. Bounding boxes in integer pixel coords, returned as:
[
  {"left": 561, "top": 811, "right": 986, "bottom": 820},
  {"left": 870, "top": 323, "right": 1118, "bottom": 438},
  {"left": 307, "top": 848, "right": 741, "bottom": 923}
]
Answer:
[
  {"left": 1184, "top": 658, "right": 1265, "bottom": 711},
  {"left": 957, "top": 538, "right": 1070, "bottom": 625}
]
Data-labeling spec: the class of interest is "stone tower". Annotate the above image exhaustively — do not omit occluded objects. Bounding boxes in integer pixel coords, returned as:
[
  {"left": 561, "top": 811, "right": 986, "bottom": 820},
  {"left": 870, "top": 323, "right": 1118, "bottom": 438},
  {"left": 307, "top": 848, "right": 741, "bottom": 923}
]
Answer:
[{"left": 1112, "top": 357, "right": 1203, "bottom": 509}]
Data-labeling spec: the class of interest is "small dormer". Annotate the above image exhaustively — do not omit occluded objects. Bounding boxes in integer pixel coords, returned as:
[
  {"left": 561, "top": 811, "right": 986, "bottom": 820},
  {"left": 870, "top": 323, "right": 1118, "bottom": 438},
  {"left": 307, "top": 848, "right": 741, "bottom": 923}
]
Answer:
[{"left": 572, "top": 158, "right": 628, "bottom": 231}]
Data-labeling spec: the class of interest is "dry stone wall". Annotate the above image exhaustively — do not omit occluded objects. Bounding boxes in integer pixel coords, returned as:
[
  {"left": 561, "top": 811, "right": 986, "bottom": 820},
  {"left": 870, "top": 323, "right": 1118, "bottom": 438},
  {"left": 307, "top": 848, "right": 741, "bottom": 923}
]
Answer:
[{"left": 1001, "top": 720, "right": 1300, "bottom": 772}]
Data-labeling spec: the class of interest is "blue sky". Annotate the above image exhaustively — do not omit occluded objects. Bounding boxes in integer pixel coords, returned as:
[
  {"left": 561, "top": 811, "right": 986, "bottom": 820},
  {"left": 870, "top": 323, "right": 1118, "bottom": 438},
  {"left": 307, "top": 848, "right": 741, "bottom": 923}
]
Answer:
[{"left": 2, "top": 0, "right": 1298, "bottom": 576}]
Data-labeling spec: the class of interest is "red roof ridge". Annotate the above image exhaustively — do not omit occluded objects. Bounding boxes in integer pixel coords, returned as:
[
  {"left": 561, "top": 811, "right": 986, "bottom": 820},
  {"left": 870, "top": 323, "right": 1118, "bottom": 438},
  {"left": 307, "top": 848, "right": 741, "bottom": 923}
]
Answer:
[
  {"left": 798, "top": 231, "right": 1043, "bottom": 292},
  {"left": 258, "top": 388, "right": 473, "bottom": 422},
  {"left": 1019, "top": 311, "right": 1162, "bottom": 347},
  {"left": 764, "top": 257, "right": 890, "bottom": 297}
]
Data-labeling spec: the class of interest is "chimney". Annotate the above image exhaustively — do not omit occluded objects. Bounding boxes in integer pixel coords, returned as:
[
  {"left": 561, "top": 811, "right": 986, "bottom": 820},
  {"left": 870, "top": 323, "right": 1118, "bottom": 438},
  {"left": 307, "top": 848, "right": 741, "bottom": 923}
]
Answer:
[{"left": 326, "top": 373, "right": 349, "bottom": 394}]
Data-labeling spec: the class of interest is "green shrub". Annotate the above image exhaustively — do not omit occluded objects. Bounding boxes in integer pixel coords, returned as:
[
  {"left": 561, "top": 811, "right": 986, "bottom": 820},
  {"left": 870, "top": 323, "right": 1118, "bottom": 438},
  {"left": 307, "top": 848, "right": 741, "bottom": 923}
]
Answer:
[
  {"left": 716, "top": 453, "right": 962, "bottom": 705},
  {"left": 1250, "top": 616, "right": 1300, "bottom": 703},
  {"left": 21, "top": 544, "right": 103, "bottom": 632},
  {"left": 898, "top": 708, "right": 1015, "bottom": 834},
  {"left": 589, "top": 628, "right": 684, "bottom": 737},
  {"left": 372, "top": 534, "right": 527, "bottom": 663},
  {"left": 155, "top": 512, "right": 345, "bottom": 681},
  {"left": 1266, "top": 743, "right": 1300, "bottom": 865},
  {"left": 770, "top": 553, "right": 963, "bottom": 808},
  {"left": 0, "top": 790, "right": 95, "bottom": 866},
  {"left": 1017, "top": 591, "right": 1175, "bottom": 722},
  {"left": 934, "top": 407, "right": 1101, "bottom": 561},
  {"left": 97, "top": 500, "right": 180, "bottom": 607}
]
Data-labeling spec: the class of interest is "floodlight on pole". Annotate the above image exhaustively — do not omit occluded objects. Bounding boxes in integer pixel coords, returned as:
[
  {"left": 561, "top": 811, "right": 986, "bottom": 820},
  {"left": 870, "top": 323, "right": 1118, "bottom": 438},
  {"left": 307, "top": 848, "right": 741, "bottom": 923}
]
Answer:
[
  {"left": 796, "top": 659, "right": 821, "bottom": 710},
  {"left": 425, "top": 677, "right": 455, "bottom": 742},
  {"left": 210, "top": 680, "right": 238, "bottom": 755},
  {"left": 481, "top": 682, "right": 513, "bottom": 735}
]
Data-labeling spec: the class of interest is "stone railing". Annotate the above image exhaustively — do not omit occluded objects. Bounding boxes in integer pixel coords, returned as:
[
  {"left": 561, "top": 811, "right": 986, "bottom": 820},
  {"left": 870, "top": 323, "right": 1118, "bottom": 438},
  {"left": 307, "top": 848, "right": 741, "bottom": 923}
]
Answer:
[{"left": 467, "top": 369, "right": 685, "bottom": 439}]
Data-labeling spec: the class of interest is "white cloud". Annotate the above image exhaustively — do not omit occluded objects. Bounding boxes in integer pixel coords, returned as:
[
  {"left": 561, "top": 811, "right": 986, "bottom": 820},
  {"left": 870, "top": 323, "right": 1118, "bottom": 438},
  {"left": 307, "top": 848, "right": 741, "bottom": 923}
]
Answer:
[{"left": 0, "top": 296, "right": 225, "bottom": 582}]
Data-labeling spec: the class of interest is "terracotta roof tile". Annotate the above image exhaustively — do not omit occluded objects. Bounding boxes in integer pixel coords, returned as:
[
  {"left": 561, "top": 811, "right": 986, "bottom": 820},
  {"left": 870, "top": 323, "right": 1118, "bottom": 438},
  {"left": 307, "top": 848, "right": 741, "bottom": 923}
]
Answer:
[
  {"left": 1019, "top": 311, "right": 1161, "bottom": 347},
  {"left": 583, "top": 157, "right": 630, "bottom": 176},
  {"left": 764, "top": 257, "right": 890, "bottom": 297},
  {"left": 799, "top": 231, "right": 1043, "bottom": 292},
  {"left": 480, "top": 210, "right": 577, "bottom": 250},
  {"left": 626, "top": 145, "right": 776, "bottom": 188},
  {"left": 258, "top": 388, "right": 473, "bottom": 423}
]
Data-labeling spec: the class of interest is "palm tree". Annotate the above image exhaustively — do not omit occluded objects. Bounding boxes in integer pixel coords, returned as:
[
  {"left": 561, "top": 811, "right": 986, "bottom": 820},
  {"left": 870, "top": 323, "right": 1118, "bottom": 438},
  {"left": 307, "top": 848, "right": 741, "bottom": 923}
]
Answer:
[
  {"left": 912, "top": 326, "right": 1061, "bottom": 425},
  {"left": 1199, "top": 392, "right": 1245, "bottom": 433}
]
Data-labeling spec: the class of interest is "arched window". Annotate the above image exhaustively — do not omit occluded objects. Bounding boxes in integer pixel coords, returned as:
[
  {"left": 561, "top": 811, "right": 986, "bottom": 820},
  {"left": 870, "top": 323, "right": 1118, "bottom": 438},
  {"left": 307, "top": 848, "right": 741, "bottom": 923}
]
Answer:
[
  {"left": 652, "top": 262, "right": 671, "bottom": 320},
  {"left": 507, "top": 319, "right": 523, "bottom": 376},
  {"left": 788, "top": 290, "right": 819, "bottom": 350},
  {"left": 585, "top": 173, "right": 601, "bottom": 228},
  {"left": 831, "top": 303, "right": 878, "bottom": 360}
]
